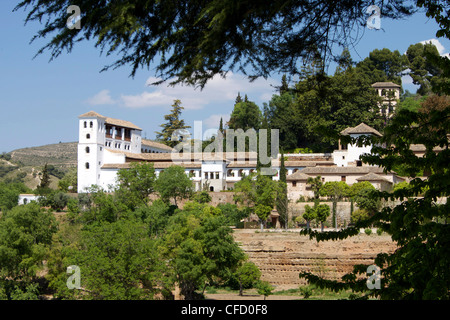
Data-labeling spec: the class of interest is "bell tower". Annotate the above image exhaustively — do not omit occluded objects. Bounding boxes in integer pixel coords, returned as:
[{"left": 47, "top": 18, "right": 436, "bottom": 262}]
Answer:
[{"left": 77, "top": 111, "right": 106, "bottom": 193}]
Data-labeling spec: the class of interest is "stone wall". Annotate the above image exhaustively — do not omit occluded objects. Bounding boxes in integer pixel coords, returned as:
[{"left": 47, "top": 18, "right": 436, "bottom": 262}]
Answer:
[{"left": 232, "top": 229, "right": 397, "bottom": 290}]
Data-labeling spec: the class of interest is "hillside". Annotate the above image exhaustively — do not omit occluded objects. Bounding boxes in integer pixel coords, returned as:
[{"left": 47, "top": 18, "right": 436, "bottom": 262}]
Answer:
[
  {"left": 9, "top": 142, "right": 77, "bottom": 168},
  {"left": 1, "top": 142, "right": 77, "bottom": 190}
]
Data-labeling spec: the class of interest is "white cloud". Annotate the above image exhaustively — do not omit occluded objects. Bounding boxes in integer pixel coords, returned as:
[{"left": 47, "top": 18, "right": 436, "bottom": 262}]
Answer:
[
  {"left": 120, "top": 91, "right": 174, "bottom": 108},
  {"left": 203, "top": 113, "right": 231, "bottom": 129},
  {"left": 86, "top": 90, "right": 116, "bottom": 105},
  {"left": 420, "top": 38, "right": 448, "bottom": 56},
  {"left": 120, "top": 72, "right": 277, "bottom": 110}
]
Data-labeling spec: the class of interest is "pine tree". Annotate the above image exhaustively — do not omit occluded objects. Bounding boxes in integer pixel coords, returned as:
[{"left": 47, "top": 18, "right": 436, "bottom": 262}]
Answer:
[
  {"left": 235, "top": 92, "right": 243, "bottom": 104},
  {"left": 155, "top": 99, "right": 191, "bottom": 148}
]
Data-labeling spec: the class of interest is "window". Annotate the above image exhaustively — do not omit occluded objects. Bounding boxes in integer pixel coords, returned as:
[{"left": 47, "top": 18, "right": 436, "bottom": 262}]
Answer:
[
  {"left": 356, "top": 160, "right": 362, "bottom": 167},
  {"left": 90, "top": 121, "right": 93, "bottom": 128},
  {"left": 86, "top": 133, "right": 90, "bottom": 139},
  {"left": 85, "top": 162, "right": 90, "bottom": 169},
  {"left": 292, "top": 181, "right": 297, "bottom": 187},
  {"left": 341, "top": 176, "right": 346, "bottom": 182},
  {"left": 215, "top": 172, "right": 220, "bottom": 179},
  {"left": 85, "top": 146, "right": 90, "bottom": 153},
  {"left": 210, "top": 172, "right": 214, "bottom": 179},
  {"left": 84, "top": 121, "right": 87, "bottom": 128},
  {"left": 210, "top": 186, "right": 214, "bottom": 192}
]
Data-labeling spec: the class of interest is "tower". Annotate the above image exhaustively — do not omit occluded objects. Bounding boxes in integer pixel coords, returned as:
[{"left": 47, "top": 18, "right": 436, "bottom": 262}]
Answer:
[{"left": 77, "top": 111, "right": 106, "bottom": 193}]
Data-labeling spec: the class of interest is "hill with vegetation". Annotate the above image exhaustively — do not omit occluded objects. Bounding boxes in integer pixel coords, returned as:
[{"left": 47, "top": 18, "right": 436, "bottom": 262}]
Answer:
[{"left": 1, "top": 142, "right": 77, "bottom": 190}]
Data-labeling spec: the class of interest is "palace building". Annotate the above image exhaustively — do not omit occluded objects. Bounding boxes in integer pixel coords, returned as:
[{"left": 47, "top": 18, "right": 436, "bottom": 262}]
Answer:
[{"left": 77, "top": 111, "right": 404, "bottom": 201}]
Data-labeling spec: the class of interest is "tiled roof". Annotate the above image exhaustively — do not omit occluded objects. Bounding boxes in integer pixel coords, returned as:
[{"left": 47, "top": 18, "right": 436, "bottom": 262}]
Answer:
[
  {"left": 356, "top": 172, "right": 391, "bottom": 182},
  {"left": 371, "top": 82, "right": 401, "bottom": 88},
  {"left": 141, "top": 139, "right": 174, "bottom": 151},
  {"left": 286, "top": 171, "right": 310, "bottom": 181},
  {"left": 78, "top": 111, "right": 142, "bottom": 130},
  {"left": 340, "top": 123, "right": 382, "bottom": 137},
  {"left": 79, "top": 111, "right": 105, "bottom": 119},
  {"left": 105, "top": 117, "right": 142, "bottom": 131},
  {"left": 102, "top": 162, "right": 201, "bottom": 169},
  {"left": 300, "top": 166, "right": 385, "bottom": 174}
]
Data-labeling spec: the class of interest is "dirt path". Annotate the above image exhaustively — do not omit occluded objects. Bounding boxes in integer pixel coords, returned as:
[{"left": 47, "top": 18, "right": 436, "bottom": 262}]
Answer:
[{"left": 205, "top": 293, "right": 301, "bottom": 300}]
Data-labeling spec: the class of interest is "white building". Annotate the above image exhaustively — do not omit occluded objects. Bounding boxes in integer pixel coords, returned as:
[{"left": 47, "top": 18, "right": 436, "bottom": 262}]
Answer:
[
  {"left": 77, "top": 111, "right": 404, "bottom": 197},
  {"left": 77, "top": 111, "right": 171, "bottom": 193},
  {"left": 333, "top": 122, "right": 382, "bottom": 167},
  {"left": 372, "top": 81, "right": 401, "bottom": 118}
]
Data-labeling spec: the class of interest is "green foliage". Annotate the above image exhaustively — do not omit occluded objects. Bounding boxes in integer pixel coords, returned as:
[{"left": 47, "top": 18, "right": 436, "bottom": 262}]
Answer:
[
  {"left": 160, "top": 206, "right": 245, "bottom": 299},
  {"left": 192, "top": 191, "right": 212, "bottom": 204},
  {"left": 300, "top": 104, "right": 450, "bottom": 300},
  {"left": 233, "top": 172, "right": 281, "bottom": 230},
  {"left": 138, "top": 199, "right": 175, "bottom": 237},
  {"left": 397, "top": 95, "right": 427, "bottom": 113},
  {"left": 14, "top": 1, "right": 415, "bottom": 88},
  {"left": 80, "top": 186, "right": 131, "bottom": 223},
  {"left": 216, "top": 203, "right": 248, "bottom": 227},
  {"left": 351, "top": 209, "right": 369, "bottom": 224},
  {"left": 228, "top": 100, "right": 263, "bottom": 131},
  {"left": 406, "top": 42, "right": 443, "bottom": 95},
  {"left": 116, "top": 162, "right": 156, "bottom": 209},
  {"left": 155, "top": 100, "right": 191, "bottom": 147},
  {"left": 307, "top": 176, "right": 323, "bottom": 200},
  {"left": 299, "top": 285, "right": 314, "bottom": 299},
  {"left": 256, "top": 280, "right": 274, "bottom": 300},
  {"left": 72, "top": 220, "right": 162, "bottom": 300},
  {"left": 315, "top": 204, "right": 331, "bottom": 232},
  {"left": 0, "top": 203, "right": 57, "bottom": 299},
  {"left": 38, "top": 163, "right": 50, "bottom": 190},
  {"left": 353, "top": 187, "right": 381, "bottom": 216},
  {"left": 234, "top": 261, "right": 261, "bottom": 295},
  {"left": 58, "top": 168, "right": 77, "bottom": 192},
  {"left": 302, "top": 205, "right": 316, "bottom": 231},
  {"left": 0, "top": 182, "right": 28, "bottom": 211},
  {"left": 155, "top": 165, "right": 194, "bottom": 207},
  {"left": 355, "top": 48, "right": 408, "bottom": 85}
]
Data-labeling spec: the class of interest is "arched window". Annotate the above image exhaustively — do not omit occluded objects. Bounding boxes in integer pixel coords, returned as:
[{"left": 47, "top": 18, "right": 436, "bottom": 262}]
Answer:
[
  {"left": 86, "top": 133, "right": 90, "bottom": 139},
  {"left": 83, "top": 121, "right": 87, "bottom": 128},
  {"left": 85, "top": 146, "right": 90, "bottom": 153},
  {"left": 85, "top": 162, "right": 90, "bottom": 169}
]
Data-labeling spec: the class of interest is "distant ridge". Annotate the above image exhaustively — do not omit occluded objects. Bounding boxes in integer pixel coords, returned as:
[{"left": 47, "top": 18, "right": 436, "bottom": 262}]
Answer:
[{"left": 9, "top": 142, "right": 77, "bottom": 168}]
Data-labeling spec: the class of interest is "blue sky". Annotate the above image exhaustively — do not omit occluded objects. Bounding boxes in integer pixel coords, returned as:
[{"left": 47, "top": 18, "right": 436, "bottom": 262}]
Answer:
[{"left": 1, "top": 1, "right": 449, "bottom": 153}]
